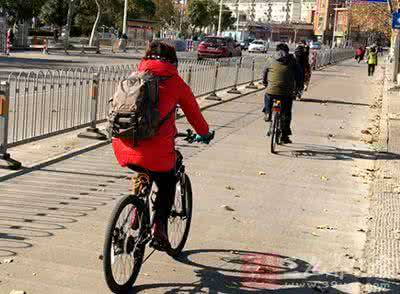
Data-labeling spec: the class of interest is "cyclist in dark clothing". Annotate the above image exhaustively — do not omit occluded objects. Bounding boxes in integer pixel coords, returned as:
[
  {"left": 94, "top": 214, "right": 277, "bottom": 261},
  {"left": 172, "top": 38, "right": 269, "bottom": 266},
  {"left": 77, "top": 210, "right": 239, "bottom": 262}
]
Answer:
[
  {"left": 262, "top": 43, "right": 303, "bottom": 144},
  {"left": 295, "top": 40, "right": 311, "bottom": 92}
]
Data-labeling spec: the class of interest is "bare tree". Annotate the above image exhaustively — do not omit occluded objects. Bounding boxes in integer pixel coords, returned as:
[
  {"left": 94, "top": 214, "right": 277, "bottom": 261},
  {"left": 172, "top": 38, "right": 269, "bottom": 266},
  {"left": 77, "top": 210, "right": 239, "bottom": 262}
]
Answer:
[{"left": 89, "top": 0, "right": 101, "bottom": 46}]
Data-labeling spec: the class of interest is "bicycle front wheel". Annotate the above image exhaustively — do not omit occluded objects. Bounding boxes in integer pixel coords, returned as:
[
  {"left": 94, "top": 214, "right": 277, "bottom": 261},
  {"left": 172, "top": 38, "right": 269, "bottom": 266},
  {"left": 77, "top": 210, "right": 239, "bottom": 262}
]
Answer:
[
  {"left": 103, "top": 195, "right": 145, "bottom": 293},
  {"left": 167, "top": 174, "right": 193, "bottom": 257}
]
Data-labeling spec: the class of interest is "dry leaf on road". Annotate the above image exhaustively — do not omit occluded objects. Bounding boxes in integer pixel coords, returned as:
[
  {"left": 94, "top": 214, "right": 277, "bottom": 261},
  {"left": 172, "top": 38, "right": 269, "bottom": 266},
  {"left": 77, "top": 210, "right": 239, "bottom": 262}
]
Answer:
[{"left": 221, "top": 205, "right": 235, "bottom": 212}]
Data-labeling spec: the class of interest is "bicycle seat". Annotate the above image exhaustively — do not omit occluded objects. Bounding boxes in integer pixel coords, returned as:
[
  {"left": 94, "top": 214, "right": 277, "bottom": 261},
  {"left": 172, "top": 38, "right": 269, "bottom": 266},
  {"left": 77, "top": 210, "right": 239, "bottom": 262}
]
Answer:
[{"left": 127, "top": 164, "right": 150, "bottom": 174}]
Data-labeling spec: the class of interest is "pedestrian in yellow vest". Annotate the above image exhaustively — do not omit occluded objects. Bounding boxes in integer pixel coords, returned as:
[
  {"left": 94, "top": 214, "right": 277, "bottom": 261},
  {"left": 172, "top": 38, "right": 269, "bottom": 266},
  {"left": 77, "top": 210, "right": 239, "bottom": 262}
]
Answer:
[{"left": 367, "top": 47, "right": 378, "bottom": 77}]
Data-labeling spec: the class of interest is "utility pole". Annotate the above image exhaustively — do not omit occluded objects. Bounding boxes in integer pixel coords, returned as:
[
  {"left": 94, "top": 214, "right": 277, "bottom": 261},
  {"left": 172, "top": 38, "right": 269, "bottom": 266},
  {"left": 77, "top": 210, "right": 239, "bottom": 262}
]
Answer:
[
  {"left": 286, "top": 0, "right": 291, "bottom": 23},
  {"left": 217, "top": 0, "right": 223, "bottom": 36},
  {"left": 122, "top": 0, "right": 128, "bottom": 35},
  {"left": 331, "top": 7, "right": 338, "bottom": 48},
  {"left": 235, "top": 0, "right": 240, "bottom": 40}
]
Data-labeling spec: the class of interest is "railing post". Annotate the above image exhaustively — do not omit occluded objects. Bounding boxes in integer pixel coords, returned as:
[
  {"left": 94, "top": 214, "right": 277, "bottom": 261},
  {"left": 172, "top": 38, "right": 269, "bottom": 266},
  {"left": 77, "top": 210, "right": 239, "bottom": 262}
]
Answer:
[
  {"left": 206, "top": 61, "right": 222, "bottom": 101},
  {"left": 246, "top": 58, "right": 258, "bottom": 89},
  {"left": 187, "top": 65, "right": 193, "bottom": 87},
  {"left": 78, "top": 73, "right": 107, "bottom": 140},
  {"left": 228, "top": 57, "right": 242, "bottom": 94},
  {"left": 0, "top": 81, "right": 21, "bottom": 170}
]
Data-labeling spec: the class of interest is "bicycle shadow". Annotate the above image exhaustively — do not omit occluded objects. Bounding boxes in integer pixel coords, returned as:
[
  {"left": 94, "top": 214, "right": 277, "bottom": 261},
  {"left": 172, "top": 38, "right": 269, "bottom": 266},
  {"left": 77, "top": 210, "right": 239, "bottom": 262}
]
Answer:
[
  {"left": 276, "top": 143, "right": 400, "bottom": 161},
  {"left": 132, "top": 249, "right": 400, "bottom": 293}
]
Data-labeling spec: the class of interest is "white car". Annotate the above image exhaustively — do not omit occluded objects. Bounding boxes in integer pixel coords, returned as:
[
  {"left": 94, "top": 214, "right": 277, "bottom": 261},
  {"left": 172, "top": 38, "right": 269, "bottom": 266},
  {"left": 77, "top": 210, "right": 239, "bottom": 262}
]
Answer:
[{"left": 248, "top": 40, "right": 269, "bottom": 53}]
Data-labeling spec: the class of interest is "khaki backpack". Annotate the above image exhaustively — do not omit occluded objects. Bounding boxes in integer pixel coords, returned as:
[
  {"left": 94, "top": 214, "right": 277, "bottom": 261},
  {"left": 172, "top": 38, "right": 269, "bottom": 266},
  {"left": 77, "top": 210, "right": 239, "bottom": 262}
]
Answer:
[{"left": 108, "top": 72, "right": 173, "bottom": 145}]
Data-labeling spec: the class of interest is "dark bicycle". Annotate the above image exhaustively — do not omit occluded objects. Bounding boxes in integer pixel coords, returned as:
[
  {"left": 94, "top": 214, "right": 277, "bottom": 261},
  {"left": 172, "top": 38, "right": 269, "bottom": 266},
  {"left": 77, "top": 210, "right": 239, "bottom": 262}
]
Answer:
[
  {"left": 267, "top": 99, "right": 282, "bottom": 154},
  {"left": 103, "top": 129, "right": 197, "bottom": 293}
]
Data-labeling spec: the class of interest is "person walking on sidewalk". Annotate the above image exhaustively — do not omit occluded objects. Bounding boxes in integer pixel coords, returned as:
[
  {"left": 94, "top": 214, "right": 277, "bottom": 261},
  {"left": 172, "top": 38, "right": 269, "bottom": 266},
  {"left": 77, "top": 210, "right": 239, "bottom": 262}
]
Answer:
[
  {"left": 367, "top": 47, "right": 378, "bottom": 76},
  {"left": 295, "top": 40, "right": 312, "bottom": 93},
  {"left": 111, "top": 41, "right": 214, "bottom": 249},
  {"left": 262, "top": 43, "right": 303, "bottom": 144}
]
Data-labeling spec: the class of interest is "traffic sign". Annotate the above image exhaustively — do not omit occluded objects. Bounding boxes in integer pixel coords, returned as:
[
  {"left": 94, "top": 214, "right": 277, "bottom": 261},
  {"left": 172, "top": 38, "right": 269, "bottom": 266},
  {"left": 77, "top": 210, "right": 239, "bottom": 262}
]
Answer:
[{"left": 393, "top": 12, "right": 400, "bottom": 29}]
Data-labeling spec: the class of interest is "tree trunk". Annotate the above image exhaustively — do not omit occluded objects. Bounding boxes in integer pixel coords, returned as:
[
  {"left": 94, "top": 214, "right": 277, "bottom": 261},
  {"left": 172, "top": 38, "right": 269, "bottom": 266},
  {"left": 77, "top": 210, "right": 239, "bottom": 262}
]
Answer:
[{"left": 89, "top": 0, "right": 101, "bottom": 46}]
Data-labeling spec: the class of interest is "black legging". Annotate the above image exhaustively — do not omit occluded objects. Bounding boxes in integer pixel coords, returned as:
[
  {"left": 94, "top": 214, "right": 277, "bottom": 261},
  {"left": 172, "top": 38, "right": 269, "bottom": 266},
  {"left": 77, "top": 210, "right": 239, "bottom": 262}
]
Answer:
[
  {"left": 368, "top": 64, "right": 376, "bottom": 76},
  {"left": 130, "top": 167, "right": 177, "bottom": 224}
]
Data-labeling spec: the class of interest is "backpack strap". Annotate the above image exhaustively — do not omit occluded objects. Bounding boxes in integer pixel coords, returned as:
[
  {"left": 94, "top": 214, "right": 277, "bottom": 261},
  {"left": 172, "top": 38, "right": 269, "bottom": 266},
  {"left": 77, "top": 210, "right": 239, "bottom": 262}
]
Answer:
[{"left": 159, "top": 107, "right": 176, "bottom": 127}]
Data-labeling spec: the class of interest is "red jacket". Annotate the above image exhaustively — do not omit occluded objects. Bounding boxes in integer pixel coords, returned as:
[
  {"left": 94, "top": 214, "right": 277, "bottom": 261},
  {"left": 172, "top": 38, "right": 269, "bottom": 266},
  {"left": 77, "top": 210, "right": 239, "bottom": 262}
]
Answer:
[{"left": 112, "top": 59, "right": 209, "bottom": 172}]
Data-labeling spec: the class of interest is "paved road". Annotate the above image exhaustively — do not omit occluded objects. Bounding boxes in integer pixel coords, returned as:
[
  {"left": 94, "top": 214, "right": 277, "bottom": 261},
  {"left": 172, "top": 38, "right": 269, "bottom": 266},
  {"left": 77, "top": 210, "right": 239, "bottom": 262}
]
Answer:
[{"left": 0, "top": 60, "right": 381, "bottom": 293}]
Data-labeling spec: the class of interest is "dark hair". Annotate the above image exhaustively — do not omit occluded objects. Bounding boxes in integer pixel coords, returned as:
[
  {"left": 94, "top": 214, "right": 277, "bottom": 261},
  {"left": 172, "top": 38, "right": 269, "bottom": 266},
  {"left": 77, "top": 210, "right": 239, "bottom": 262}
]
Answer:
[
  {"left": 276, "top": 43, "right": 289, "bottom": 53},
  {"left": 370, "top": 47, "right": 376, "bottom": 53},
  {"left": 144, "top": 40, "right": 178, "bottom": 65}
]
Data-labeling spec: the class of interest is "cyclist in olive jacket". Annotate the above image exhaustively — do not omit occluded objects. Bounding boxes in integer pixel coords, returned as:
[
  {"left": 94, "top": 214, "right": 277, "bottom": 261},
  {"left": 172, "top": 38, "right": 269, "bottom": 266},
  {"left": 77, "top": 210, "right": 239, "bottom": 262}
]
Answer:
[{"left": 262, "top": 43, "right": 303, "bottom": 144}]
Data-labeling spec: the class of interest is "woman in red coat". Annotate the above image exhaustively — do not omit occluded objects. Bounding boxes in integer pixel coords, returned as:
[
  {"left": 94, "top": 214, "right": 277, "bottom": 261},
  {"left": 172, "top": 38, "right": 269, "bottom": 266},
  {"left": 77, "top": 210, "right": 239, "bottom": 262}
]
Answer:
[{"left": 112, "top": 41, "right": 214, "bottom": 248}]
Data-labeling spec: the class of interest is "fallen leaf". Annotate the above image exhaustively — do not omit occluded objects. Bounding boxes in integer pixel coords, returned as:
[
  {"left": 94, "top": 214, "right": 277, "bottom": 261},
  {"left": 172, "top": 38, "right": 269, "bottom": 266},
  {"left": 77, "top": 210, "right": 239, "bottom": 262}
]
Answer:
[
  {"left": 320, "top": 176, "right": 329, "bottom": 181},
  {"left": 316, "top": 225, "right": 337, "bottom": 230},
  {"left": 98, "top": 255, "right": 103, "bottom": 260},
  {"left": 234, "top": 195, "right": 241, "bottom": 198},
  {"left": 357, "top": 228, "right": 366, "bottom": 233},
  {"left": 225, "top": 185, "right": 235, "bottom": 191},
  {"left": 32, "top": 272, "right": 37, "bottom": 276},
  {"left": 221, "top": 205, "right": 235, "bottom": 212},
  {"left": 361, "top": 129, "right": 372, "bottom": 135},
  {"left": 9, "top": 291, "right": 26, "bottom": 294},
  {"left": 2, "top": 258, "right": 14, "bottom": 264},
  {"left": 258, "top": 171, "right": 266, "bottom": 176}
]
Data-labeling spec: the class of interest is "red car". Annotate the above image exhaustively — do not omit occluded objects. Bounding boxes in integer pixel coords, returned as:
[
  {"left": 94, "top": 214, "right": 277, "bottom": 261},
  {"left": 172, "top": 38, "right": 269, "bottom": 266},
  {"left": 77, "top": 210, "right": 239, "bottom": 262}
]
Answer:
[{"left": 197, "top": 36, "right": 242, "bottom": 60}]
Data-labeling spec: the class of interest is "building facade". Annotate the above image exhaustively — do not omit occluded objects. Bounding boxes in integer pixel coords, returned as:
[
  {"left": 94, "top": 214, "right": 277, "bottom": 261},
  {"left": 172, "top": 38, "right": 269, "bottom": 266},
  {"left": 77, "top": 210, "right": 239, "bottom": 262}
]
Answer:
[{"left": 223, "top": 0, "right": 303, "bottom": 24}]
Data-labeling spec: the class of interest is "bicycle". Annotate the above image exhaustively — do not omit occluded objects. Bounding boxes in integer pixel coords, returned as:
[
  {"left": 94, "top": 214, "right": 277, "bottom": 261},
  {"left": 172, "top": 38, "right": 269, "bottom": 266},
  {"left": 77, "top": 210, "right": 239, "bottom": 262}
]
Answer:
[
  {"left": 103, "top": 129, "right": 197, "bottom": 293},
  {"left": 267, "top": 99, "right": 282, "bottom": 154}
]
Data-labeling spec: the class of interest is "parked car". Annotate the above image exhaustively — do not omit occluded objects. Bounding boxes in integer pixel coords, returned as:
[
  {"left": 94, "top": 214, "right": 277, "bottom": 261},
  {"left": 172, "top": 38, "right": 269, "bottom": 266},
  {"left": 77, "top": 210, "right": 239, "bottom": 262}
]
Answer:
[
  {"left": 310, "top": 41, "right": 322, "bottom": 50},
  {"left": 248, "top": 40, "right": 269, "bottom": 53},
  {"left": 197, "top": 36, "right": 242, "bottom": 60}
]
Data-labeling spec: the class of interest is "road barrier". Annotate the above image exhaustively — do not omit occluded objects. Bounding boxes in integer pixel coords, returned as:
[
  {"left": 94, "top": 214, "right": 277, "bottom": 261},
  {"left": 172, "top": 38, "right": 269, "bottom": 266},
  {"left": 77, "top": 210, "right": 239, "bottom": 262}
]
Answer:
[
  {"left": 0, "top": 49, "right": 352, "bottom": 168},
  {"left": 312, "top": 48, "right": 354, "bottom": 70}
]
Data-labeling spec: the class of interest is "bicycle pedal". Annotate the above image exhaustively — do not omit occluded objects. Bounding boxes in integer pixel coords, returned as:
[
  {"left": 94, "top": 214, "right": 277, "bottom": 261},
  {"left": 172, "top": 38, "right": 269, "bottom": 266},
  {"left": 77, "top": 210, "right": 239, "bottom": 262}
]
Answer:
[{"left": 149, "top": 239, "right": 171, "bottom": 252}]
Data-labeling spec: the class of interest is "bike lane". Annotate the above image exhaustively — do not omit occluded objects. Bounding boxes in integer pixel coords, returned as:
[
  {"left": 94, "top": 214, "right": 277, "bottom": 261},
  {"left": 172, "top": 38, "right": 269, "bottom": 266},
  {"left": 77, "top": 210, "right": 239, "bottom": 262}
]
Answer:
[{"left": 0, "top": 59, "right": 380, "bottom": 293}]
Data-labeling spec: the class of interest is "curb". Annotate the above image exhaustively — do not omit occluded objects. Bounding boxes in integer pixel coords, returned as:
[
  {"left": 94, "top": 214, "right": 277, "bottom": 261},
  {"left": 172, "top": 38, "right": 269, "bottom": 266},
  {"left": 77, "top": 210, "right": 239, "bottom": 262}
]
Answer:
[{"left": 0, "top": 85, "right": 264, "bottom": 182}]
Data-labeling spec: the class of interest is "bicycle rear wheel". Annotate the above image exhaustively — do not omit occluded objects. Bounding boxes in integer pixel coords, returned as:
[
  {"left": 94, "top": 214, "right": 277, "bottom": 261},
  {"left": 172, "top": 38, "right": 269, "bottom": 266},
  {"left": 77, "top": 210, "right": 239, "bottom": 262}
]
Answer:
[
  {"left": 270, "top": 113, "right": 279, "bottom": 154},
  {"left": 167, "top": 174, "right": 193, "bottom": 257},
  {"left": 103, "top": 195, "right": 146, "bottom": 293}
]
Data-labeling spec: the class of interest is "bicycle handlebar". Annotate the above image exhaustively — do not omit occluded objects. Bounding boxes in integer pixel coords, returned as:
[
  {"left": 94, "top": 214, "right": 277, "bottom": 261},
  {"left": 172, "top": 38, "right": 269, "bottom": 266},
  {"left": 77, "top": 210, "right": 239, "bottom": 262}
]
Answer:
[{"left": 176, "top": 129, "right": 196, "bottom": 143}]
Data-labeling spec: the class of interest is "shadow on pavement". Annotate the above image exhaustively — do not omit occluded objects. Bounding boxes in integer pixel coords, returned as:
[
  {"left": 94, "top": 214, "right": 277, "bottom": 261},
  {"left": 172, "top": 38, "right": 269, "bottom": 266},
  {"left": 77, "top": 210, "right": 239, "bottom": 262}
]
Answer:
[
  {"left": 299, "top": 98, "right": 369, "bottom": 107},
  {"left": 132, "top": 249, "right": 400, "bottom": 293},
  {"left": 0, "top": 167, "right": 125, "bottom": 259},
  {"left": 277, "top": 144, "right": 400, "bottom": 161}
]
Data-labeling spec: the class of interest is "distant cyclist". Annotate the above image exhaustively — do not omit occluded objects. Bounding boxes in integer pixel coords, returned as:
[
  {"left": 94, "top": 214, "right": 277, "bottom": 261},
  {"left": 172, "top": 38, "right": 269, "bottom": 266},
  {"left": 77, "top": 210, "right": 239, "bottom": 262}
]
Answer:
[
  {"left": 112, "top": 41, "right": 214, "bottom": 249},
  {"left": 295, "top": 40, "right": 311, "bottom": 92},
  {"left": 262, "top": 43, "right": 303, "bottom": 144}
]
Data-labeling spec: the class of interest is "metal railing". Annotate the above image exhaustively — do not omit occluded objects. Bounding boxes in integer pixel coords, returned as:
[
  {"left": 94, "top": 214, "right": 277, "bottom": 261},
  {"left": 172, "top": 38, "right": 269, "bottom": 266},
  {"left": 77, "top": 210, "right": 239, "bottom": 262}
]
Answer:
[
  {"left": 0, "top": 50, "right": 353, "bottom": 168},
  {"left": 311, "top": 48, "right": 354, "bottom": 70}
]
